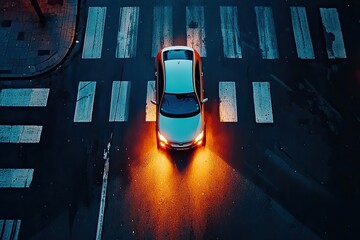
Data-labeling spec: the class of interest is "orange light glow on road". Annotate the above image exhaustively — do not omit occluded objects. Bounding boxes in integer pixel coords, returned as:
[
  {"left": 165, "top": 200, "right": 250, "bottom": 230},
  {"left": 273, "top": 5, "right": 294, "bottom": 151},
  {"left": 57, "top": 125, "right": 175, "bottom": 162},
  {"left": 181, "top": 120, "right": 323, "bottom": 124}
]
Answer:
[{"left": 124, "top": 111, "right": 243, "bottom": 239}]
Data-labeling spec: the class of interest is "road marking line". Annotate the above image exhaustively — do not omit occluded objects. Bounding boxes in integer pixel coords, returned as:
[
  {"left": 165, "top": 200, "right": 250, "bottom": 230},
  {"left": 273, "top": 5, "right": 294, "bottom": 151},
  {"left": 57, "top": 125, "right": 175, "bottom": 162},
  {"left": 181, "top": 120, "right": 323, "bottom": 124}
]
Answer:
[
  {"left": 96, "top": 139, "right": 111, "bottom": 240},
  {"left": 219, "top": 81, "right": 238, "bottom": 122},
  {"left": 0, "top": 125, "right": 42, "bottom": 143},
  {"left": 186, "top": 6, "right": 206, "bottom": 57},
  {"left": 0, "top": 169, "right": 33, "bottom": 187},
  {"left": 255, "top": 6, "right": 279, "bottom": 59},
  {"left": 109, "top": 81, "right": 131, "bottom": 122},
  {"left": 220, "top": 6, "right": 242, "bottom": 58},
  {"left": 0, "top": 220, "right": 21, "bottom": 240},
  {"left": 74, "top": 82, "right": 96, "bottom": 122},
  {"left": 116, "top": 7, "right": 140, "bottom": 58},
  {"left": 152, "top": 6, "right": 173, "bottom": 57},
  {"left": 320, "top": 8, "right": 347, "bottom": 59},
  {"left": 0, "top": 88, "right": 50, "bottom": 107},
  {"left": 290, "top": 7, "right": 315, "bottom": 59},
  {"left": 145, "top": 81, "right": 156, "bottom": 122},
  {"left": 82, "top": 7, "right": 106, "bottom": 59},
  {"left": 252, "top": 82, "right": 274, "bottom": 123}
]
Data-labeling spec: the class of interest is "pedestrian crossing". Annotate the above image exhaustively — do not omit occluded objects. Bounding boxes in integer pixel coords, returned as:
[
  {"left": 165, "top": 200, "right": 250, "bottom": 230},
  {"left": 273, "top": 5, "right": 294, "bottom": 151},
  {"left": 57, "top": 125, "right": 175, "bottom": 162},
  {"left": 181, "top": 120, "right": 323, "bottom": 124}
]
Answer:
[
  {"left": 219, "top": 82, "right": 238, "bottom": 122},
  {"left": 255, "top": 6, "right": 279, "bottom": 59},
  {"left": 82, "top": 7, "right": 106, "bottom": 59},
  {"left": 74, "top": 81, "right": 96, "bottom": 122},
  {"left": 0, "top": 88, "right": 48, "bottom": 143},
  {"left": 0, "top": 219, "right": 21, "bottom": 240},
  {"left": 186, "top": 6, "right": 207, "bottom": 57},
  {"left": 152, "top": 6, "right": 173, "bottom": 57},
  {"left": 0, "top": 169, "right": 34, "bottom": 188},
  {"left": 319, "top": 8, "right": 347, "bottom": 59},
  {"left": 0, "top": 89, "right": 46, "bottom": 188},
  {"left": 290, "top": 7, "right": 315, "bottom": 59},
  {"left": 71, "top": 80, "right": 274, "bottom": 124},
  {"left": 145, "top": 81, "right": 156, "bottom": 122},
  {"left": 220, "top": 6, "right": 242, "bottom": 59},
  {"left": 252, "top": 82, "right": 274, "bottom": 123},
  {"left": 81, "top": 5, "right": 347, "bottom": 60},
  {"left": 116, "top": 7, "right": 140, "bottom": 58},
  {"left": 0, "top": 88, "right": 47, "bottom": 238},
  {"left": 109, "top": 81, "right": 131, "bottom": 122},
  {"left": 0, "top": 88, "right": 49, "bottom": 107}
]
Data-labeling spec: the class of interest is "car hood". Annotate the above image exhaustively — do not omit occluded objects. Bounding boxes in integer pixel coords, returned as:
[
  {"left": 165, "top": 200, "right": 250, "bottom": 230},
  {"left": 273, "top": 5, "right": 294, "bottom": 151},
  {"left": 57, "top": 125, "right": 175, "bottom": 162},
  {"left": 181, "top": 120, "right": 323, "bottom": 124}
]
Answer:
[{"left": 159, "top": 113, "right": 202, "bottom": 143}]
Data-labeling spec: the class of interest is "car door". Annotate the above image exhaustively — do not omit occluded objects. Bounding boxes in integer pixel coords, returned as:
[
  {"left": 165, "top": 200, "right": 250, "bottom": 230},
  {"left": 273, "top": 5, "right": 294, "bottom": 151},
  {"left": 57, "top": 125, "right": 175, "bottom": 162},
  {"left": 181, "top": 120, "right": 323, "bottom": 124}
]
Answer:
[{"left": 195, "top": 61, "right": 204, "bottom": 102}]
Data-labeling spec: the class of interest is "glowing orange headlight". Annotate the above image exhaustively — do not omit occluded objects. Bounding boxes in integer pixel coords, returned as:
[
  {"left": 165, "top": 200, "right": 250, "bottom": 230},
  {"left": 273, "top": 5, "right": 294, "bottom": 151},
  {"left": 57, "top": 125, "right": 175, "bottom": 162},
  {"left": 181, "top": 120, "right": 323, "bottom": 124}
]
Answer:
[
  {"left": 194, "top": 131, "right": 204, "bottom": 143},
  {"left": 158, "top": 132, "right": 168, "bottom": 144}
]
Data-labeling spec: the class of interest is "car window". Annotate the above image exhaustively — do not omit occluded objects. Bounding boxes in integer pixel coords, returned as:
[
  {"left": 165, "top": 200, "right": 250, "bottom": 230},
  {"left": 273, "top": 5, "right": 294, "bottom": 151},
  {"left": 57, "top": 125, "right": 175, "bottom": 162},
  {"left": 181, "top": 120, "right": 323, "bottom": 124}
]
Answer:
[
  {"left": 160, "top": 92, "right": 200, "bottom": 118},
  {"left": 158, "top": 61, "right": 164, "bottom": 100},
  {"left": 164, "top": 50, "right": 193, "bottom": 61},
  {"left": 195, "top": 61, "right": 201, "bottom": 98}
]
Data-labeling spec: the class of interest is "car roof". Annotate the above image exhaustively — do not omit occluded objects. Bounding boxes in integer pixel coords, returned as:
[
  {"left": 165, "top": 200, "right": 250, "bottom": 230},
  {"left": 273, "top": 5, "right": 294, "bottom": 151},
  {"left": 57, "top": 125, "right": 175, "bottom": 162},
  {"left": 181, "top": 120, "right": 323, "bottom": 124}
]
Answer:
[{"left": 164, "top": 60, "right": 194, "bottom": 94}]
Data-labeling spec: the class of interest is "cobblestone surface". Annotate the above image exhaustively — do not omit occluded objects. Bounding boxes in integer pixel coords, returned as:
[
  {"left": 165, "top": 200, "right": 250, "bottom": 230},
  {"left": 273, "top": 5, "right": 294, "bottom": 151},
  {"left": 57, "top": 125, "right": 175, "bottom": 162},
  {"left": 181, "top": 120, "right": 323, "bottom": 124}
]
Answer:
[{"left": 0, "top": 0, "right": 77, "bottom": 78}]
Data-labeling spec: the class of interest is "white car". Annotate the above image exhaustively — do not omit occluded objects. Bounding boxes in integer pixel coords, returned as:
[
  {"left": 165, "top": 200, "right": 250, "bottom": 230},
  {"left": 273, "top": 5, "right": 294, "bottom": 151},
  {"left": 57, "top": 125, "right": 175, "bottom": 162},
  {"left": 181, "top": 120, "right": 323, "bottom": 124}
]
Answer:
[{"left": 152, "top": 46, "right": 208, "bottom": 150}]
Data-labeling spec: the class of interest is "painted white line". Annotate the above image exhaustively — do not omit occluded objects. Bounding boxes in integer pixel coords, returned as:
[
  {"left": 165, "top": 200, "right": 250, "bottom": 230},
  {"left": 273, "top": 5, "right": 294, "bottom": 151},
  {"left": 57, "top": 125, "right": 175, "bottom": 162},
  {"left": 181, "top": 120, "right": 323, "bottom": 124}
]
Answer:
[
  {"left": 116, "top": 7, "right": 140, "bottom": 58},
  {"left": 74, "top": 82, "right": 96, "bottom": 122},
  {"left": 290, "top": 7, "right": 315, "bottom": 59},
  {"left": 96, "top": 140, "right": 111, "bottom": 240},
  {"left": 0, "top": 125, "right": 42, "bottom": 143},
  {"left": 0, "top": 88, "right": 50, "bottom": 107},
  {"left": 219, "top": 82, "right": 238, "bottom": 122},
  {"left": 152, "top": 6, "right": 173, "bottom": 57},
  {"left": 320, "top": 8, "right": 347, "bottom": 59},
  {"left": 145, "top": 81, "right": 156, "bottom": 122},
  {"left": 186, "top": 6, "right": 206, "bottom": 57},
  {"left": 109, "top": 81, "right": 131, "bottom": 122},
  {"left": 252, "top": 82, "right": 274, "bottom": 123},
  {"left": 220, "top": 6, "right": 242, "bottom": 58},
  {"left": 0, "top": 220, "right": 21, "bottom": 240},
  {"left": 82, "top": 7, "right": 106, "bottom": 59},
  {"left": 0, "top": 169, "right": 33, "bottom": 188},
  {"left": 255, "top": 6, "right": 279, "bottom": 59}
]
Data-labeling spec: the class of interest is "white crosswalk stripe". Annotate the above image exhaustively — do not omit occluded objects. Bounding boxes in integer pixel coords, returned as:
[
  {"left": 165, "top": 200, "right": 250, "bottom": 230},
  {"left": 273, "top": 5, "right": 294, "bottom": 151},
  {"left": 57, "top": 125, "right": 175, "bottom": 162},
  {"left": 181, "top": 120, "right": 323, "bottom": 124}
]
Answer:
[
  {"left": 0, "top": 125, "right": 42, "bottom": 143},
  {"left": 116, "top": 7, "right": 140, "bottom": 58},
  {"left": 255, "top": 6, "right": 279, "bottom": 59},
  {"left": 252, "top": 82, "right": 274, "bottom": 123},
  {"left": 0, "top": 88, "right": 50, "bottom": 107},
  {"left": 0, "top": 220, "right": 21, "bottom": 240},
  {"left": 290, "top": 7, "right": 315, "bottom": 59},
  {"left": 219, "top": 81, "right": 238, "bottom": 122},
  {"left": 320, "top": 8, "right": 347, "bottom": 59},
  {"left": 152, "top": 6, "right": 173, "bottom": 57},
  {"left": 220, "top": 6, "right": 242, "bottom": 58},
  {"left": 186, "top": 6, "right": 207, "bottom": 57},
  {"left": 82, "top": 7, "right": 106, "bottom": 59},
  {"left": 0, "top": 169, "right": 33, "bottom": 188},
  {"left": 109, "top": 81, "right": 131, "bottom": 122},
  {"left": 74, "top": 81, "right": 96, "bottom": 122},
  {"left": 79, "top": 5, "right": 347, "bottom": 61},
  {"left": 145, "top": 81, "right": 156, "bottom": 122}
]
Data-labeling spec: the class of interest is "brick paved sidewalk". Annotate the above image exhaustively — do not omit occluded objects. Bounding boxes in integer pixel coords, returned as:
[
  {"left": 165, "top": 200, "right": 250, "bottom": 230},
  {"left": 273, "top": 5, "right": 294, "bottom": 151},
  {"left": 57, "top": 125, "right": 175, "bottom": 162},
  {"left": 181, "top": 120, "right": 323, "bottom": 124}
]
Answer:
[{"left": 0, "top": 0, "right": 77, "bottom": 78}]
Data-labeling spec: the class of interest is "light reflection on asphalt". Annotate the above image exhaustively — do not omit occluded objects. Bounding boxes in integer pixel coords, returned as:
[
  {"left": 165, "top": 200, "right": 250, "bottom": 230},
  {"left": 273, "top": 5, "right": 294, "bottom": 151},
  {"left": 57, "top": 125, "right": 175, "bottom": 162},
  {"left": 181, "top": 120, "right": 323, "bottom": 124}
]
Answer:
[{"left": 124, "top": 113, "right": 243, "bottom": 239}]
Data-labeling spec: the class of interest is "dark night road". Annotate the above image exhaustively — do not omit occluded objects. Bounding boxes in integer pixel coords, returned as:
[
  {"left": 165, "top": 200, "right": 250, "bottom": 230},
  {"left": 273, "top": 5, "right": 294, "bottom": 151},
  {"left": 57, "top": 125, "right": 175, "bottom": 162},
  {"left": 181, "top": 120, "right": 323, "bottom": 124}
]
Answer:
[{"left": 0, "top": 0, "right": 360, "bottom": 239}]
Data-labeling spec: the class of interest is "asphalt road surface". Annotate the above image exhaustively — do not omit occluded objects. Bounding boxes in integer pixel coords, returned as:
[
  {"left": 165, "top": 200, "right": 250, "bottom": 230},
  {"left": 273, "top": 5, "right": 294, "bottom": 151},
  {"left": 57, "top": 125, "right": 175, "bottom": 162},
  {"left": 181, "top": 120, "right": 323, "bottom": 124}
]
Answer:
[{"left": 1, "top": 0, "right": 360, "bottom": 239}]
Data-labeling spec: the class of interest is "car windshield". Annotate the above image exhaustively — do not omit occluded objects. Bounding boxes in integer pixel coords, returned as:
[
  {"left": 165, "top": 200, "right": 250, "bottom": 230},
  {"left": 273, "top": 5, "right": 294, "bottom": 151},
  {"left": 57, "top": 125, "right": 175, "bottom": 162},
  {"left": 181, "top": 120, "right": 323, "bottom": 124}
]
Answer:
[{"left": 160, "top": 92, "right": 200, "bottom": 118}]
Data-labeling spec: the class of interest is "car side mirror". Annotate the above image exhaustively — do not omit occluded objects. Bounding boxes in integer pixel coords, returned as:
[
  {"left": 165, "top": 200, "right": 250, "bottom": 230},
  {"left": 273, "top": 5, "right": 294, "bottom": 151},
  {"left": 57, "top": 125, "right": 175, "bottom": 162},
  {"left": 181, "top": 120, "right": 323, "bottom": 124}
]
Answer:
[
  {"left": 151, "top": 99, "right": 158, "bottom": 105},
  {"left": 202, "top": 98, "right": 208, "bottom": 104}
]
